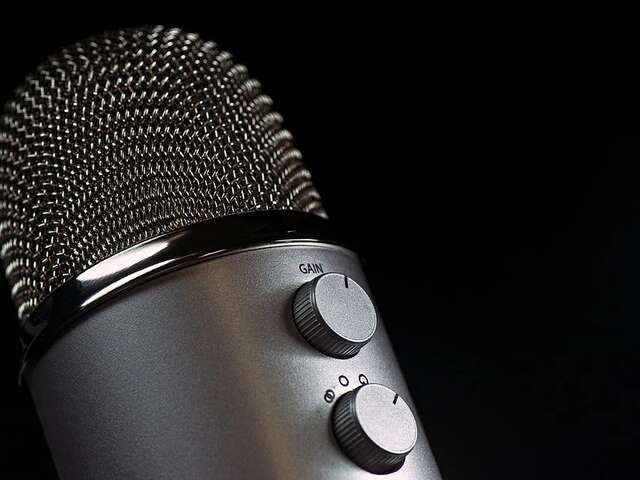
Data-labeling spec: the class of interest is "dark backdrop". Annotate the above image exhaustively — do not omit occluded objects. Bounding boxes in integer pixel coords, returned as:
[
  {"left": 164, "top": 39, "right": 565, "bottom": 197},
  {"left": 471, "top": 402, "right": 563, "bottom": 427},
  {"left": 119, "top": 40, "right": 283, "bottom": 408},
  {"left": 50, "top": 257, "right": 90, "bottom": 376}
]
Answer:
[{"left": 0, "top": 13, "right": 638, "bottom": 479}]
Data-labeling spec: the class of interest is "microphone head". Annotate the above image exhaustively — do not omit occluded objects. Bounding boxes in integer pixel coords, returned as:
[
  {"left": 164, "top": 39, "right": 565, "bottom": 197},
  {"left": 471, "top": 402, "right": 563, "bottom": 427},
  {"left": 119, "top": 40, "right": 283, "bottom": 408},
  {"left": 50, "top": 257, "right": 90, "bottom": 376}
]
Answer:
[{"left": 0, "top": 26, "right": 325, "bottom": 322}]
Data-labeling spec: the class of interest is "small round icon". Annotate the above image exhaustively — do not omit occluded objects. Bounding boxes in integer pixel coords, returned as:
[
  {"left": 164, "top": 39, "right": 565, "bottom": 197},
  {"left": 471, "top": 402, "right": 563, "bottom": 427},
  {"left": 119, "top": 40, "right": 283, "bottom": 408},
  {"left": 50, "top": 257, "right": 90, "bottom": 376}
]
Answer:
[{"left": 324, "top": 389, "right": 336, "bottom": 403}]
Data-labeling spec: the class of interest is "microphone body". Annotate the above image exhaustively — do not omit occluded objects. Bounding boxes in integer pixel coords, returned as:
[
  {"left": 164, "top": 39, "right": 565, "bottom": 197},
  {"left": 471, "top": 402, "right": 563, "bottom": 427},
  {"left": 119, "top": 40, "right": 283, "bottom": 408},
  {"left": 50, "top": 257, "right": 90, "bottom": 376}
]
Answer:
[
  {"left": 28, "top": 227, "right": 440, "bottom": 479},
  {"left": 0, "top": 27, "right": 442, "bottom": 479}
]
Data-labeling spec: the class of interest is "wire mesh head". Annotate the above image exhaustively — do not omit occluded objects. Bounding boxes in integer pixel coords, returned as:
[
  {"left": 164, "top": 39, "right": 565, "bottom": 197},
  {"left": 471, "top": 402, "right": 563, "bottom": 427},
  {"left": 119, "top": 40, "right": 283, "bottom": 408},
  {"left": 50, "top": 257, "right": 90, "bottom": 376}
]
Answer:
[{"left": 0, "top": 26, "right": 325, "bottom": 322}]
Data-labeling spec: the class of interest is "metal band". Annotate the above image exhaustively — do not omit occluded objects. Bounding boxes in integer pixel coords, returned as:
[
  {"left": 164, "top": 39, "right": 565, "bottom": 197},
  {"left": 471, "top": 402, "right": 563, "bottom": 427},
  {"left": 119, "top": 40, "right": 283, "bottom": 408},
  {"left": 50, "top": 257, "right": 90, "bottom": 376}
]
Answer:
[{"left": 20, "top": 211, "right": 344, "bottom": 379}]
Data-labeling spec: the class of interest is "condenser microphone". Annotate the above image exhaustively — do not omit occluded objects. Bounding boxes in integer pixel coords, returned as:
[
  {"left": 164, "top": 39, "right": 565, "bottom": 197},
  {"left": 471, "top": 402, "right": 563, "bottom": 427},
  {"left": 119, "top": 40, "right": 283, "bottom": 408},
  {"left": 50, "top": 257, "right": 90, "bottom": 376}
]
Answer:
[{"left": 0, "top": 26, "right": 441, "bottom": 479}]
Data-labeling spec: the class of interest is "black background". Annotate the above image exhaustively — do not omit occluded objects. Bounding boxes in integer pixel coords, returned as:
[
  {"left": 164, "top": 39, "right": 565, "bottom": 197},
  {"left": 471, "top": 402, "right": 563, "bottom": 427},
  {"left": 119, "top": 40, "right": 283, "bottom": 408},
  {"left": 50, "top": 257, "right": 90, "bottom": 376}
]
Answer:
[{"left": 0, "top": 12, "right": 638, "bottom": 479}]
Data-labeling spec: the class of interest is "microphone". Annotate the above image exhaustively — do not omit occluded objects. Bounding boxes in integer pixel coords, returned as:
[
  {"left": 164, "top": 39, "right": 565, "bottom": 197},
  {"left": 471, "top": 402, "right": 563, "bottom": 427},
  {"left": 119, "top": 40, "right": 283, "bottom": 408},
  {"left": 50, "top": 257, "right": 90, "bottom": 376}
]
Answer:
[{"left": 0, "top": 26, "right": 441, "bottom": 479}]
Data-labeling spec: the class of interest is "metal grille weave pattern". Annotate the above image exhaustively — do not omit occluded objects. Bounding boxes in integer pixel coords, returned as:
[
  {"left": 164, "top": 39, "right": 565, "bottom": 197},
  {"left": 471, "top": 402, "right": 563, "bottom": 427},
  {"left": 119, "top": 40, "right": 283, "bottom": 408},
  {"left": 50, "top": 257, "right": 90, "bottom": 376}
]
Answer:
[{"left": 0, "top": 26, "right": 325, "bottom": 321}]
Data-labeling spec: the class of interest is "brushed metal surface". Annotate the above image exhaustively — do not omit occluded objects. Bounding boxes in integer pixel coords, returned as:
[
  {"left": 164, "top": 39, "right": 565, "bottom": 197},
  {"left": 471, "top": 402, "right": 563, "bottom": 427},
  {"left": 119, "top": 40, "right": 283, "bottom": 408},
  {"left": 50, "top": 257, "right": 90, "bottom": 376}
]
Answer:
[{"left": 27, "top": 243, "right": 441, "bottom": 479}]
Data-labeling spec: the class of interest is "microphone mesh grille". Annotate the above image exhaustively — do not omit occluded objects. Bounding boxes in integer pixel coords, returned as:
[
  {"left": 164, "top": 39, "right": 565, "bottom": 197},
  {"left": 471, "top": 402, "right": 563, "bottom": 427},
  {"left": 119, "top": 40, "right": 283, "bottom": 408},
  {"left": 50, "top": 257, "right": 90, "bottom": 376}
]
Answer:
[{"left": 0, "top": 26, "right": 325, "bottom": 321}]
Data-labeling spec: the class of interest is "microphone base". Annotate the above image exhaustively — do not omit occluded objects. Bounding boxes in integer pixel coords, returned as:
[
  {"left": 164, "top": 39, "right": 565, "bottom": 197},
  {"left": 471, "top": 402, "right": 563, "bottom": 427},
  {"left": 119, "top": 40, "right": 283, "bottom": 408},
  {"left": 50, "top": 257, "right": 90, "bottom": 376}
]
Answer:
[{"left": 27, "top": 243, "right": 441, "bottom": 479}]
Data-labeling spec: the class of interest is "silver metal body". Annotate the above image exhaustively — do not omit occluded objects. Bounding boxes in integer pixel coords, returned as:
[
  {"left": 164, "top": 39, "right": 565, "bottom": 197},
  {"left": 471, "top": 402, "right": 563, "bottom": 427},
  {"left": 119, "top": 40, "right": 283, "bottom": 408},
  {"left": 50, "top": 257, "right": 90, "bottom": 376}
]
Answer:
[{"left": 27, "top": 242, "right": 441, "bottom": 479}]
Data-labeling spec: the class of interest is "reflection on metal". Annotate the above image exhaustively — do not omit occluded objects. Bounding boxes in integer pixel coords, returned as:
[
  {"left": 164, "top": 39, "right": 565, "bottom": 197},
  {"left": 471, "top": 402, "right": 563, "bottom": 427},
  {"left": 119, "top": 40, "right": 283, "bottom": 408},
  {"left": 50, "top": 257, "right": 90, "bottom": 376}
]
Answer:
[{"left": 20, "top": 211, "right": 343, "bottom": 379}]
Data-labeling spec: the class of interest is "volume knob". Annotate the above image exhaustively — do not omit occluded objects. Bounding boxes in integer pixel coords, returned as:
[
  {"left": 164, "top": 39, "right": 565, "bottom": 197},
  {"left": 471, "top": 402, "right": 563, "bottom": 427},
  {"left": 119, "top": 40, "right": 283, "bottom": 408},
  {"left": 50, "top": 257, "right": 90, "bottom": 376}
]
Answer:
[
  {"left": 332, "top": 384, "right": 418, "bottom": 474},
  {"left": 293, "top": 273, "right": 377, "bottom": 358}
]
